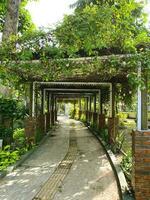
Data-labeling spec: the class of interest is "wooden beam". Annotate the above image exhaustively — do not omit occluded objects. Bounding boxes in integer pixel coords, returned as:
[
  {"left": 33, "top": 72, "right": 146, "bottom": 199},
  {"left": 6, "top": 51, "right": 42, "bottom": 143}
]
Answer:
[{"left": 39, "top": 82, "right": 111, "bottom": 86}]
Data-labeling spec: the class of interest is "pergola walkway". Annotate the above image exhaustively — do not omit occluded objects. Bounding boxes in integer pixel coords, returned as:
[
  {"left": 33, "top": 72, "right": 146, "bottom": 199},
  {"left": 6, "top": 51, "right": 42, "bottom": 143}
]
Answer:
[{"left": 0, "top": 116, "right": 119, "bottom": 200}]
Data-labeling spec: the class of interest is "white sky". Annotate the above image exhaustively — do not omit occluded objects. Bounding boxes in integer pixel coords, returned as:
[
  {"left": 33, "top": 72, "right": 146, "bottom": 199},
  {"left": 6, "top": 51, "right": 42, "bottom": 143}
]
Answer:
[
  {"left": 26, "top": 0, "right": 150, "bottom": 28},
  {"left": 26, "top": 0, "right": 76, "bottom": 28}
]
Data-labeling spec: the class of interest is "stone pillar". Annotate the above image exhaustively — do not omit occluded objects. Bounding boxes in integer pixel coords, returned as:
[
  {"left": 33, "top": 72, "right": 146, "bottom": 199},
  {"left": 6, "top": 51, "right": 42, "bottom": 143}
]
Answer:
[
  {"left": 132, "top": 130, "right": 150, "bottom": 200},
  {"left": 108, "top": 117, "right": 119, "bottom": 143},
  {"left": 98, "top": 114, "right": 106, "bottom": 129}
]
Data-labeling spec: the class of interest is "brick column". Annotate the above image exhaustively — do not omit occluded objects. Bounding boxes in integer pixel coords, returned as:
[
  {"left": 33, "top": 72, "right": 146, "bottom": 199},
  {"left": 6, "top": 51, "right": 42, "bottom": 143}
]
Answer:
[
  {"left": 36, "top": 114, "right": 46, "bottom": 135},
  {"left": 108, "top": 117, "right": 119, "bottom": 143},
  {"left": 132, "top": 130, "right": 150, "bottom": 200},
  {"left": 25, "top": 117, "right": 36, "bottom": 143},
  {"left": 98, "top": 114, "right": 106, "bottom": 129}
]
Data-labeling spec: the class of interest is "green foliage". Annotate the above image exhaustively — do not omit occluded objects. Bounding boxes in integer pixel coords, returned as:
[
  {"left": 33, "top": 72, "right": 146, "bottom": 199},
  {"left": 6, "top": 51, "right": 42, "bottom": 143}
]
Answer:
[
  {"left": 0, "top": 97, "right": 26, "bottom": 119},
  {"left": 117, "top": 112, "right": 128, "bottom": 120},
  {"left": 69, "top": 105, "right": 75, "bottom": 119},
  {"left": 80, "top": 113, "right": 86, "bottom": 122},
  {"left": 0, "top": 145, "right": 20, "bottom": 171},
  {"left": 0, "top": 0, "right": 149, "bottom": 112},
  {"left": 117, "top": 112, "right": 128, "bottom": 126},
  {"left": 111, "top": 131, "right": 125, "bottom": 153},
  {"left": 0, "top": 127, "right": 13, "bottom": 142},
  {"left": 0, "top": 98, "right": 18, "bottom": 118},
  {"left": 99, "top": 128, "right": 109, "bottom": 144},
  {"left": 55, "top": 0, "right": 149, "bottom": 56},
  {"left": 35, "top": 129, "right": 43, "bottom": 144},
  {"left": 121, "top": 150, "right": 132, "bottom": 180},
  {"left": 0, "top": 98, "right": 26, "bottom": 144},
  {"left": 13, "top": 128, "right": 25, "bottom": 140},
  {"left": 13, "top": 128, "right": 26, "bottom": 148}
]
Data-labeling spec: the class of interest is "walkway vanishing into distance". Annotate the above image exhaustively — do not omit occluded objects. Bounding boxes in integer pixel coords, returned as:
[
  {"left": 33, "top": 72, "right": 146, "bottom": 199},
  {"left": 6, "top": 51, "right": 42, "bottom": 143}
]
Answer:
[{"left": 0, "top": 116, "right": 120, "bottom": 200}]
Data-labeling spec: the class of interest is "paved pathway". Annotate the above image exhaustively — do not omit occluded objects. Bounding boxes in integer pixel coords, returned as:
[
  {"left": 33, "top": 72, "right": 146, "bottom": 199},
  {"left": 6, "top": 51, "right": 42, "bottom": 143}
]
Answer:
[{"left": 0, "top": 116, "right": 120, "bottom": 200}]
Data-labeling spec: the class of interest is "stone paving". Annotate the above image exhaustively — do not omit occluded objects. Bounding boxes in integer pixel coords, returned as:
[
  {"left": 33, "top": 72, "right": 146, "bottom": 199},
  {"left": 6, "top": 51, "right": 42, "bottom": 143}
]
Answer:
[{"left": 0, "top": 116, "right": 120, "bottom": 200}]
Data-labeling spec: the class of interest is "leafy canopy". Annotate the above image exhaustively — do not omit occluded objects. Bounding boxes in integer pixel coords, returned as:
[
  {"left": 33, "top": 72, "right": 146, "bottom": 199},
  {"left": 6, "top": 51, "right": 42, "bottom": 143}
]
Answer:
[{"left": 55, "top": 0, "right": 149, "bottom": 56}]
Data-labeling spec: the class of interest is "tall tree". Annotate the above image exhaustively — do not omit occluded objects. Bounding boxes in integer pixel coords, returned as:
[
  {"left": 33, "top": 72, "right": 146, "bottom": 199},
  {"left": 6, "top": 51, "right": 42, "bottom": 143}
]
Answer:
[
  {"left": 2, "top": 0, "right": 21, "bottom": 41},
  {"left": 55, "top": 0, "right": 149, "bottom": 56}
]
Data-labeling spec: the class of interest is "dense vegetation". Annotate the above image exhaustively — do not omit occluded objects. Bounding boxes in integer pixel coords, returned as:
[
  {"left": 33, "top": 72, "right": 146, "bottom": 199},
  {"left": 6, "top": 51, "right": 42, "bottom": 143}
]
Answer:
[{"left": 0, "top": 0, "right": 150, "bottom": 175}]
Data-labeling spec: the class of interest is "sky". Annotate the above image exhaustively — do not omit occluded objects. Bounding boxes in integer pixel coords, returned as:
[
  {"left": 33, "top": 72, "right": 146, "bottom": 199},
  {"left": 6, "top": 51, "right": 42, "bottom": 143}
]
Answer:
[
  {"left": 26, "top": 0, "right": 150, "bottom": 28},
  {"left": 26, "top": 0, "right": 76, "bottom": 28}
]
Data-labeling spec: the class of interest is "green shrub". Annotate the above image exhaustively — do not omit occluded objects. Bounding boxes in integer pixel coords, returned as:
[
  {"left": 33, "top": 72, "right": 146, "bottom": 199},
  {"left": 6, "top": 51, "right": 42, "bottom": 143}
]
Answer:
[
  {"left": 13, "top": 128, "right": 26, "bottom": 148},
  {"left": 35, "top": 129, "right": 43, "bottom": 144},
  {"left": 0, "top": 126, "right": 13, "bottom": 145},
  {"left": 80, "top": 113, "right": 86, "bottom": 122},
  {"left": 0, "top": 145, "right": 20, "bottom": 171},
  {"left": 111, "top": 131, "right": 125, "bottom": 153},
  {"left": 13, "top": 128, "right": 25, "bottom": 140},
  {"left": 99, "top": 128, "right": 109, "bottom": 144},
  {"left": 121, "top": 150, "right": 132, "bottom": 180},
  {"left": 117, "top": 112, "right": 128, "bottom": 120}
]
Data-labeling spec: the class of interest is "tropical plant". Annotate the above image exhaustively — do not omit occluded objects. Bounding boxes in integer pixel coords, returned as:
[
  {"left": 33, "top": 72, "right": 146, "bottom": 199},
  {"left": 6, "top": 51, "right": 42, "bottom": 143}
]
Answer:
[
  {"left": 0, "top": 145, "right": 20, "bottom": 171},
  {"left": 13, "top": 128, "right": 26, "bottom": 148},
  {"left": 121, "top": 150, "right": 132, "bottom": 180},
  {"left": 55, "top": 0, "right": 149, "bottom": 56}
]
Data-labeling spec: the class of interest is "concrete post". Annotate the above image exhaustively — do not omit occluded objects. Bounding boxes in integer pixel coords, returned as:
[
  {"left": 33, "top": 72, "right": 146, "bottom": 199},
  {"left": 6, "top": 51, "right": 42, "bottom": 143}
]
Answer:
[
  {"left": 108, "top": 83, "right": 118, "bottom": 143},
  {"left": 137, "top": 67, "right": 148, "bottom": 130},
  {"left": 51, "top": 94, "right": 55, "bottom": 125}
]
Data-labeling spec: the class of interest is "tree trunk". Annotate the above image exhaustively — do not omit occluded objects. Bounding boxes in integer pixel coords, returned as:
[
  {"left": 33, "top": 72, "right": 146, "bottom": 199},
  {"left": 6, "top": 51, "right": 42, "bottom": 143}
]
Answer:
[{"left": 2, "top": 0, "right": 21, "bottom": 41}]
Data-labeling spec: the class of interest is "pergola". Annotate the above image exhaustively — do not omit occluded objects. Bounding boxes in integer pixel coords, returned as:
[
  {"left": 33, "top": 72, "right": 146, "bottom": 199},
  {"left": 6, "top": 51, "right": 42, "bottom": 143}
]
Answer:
[{"left": 4, "top": 54, "right": 150, "bottom": 200}]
